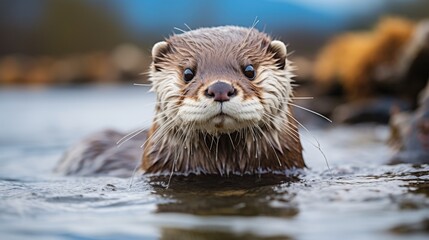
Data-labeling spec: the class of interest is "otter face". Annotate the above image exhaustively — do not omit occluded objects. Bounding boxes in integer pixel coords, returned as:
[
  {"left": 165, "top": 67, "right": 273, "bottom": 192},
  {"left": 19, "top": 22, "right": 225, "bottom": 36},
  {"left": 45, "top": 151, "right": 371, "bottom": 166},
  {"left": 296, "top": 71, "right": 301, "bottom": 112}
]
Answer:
[{"left": 149, "top": 26, "right": 293, "bottom": 134}]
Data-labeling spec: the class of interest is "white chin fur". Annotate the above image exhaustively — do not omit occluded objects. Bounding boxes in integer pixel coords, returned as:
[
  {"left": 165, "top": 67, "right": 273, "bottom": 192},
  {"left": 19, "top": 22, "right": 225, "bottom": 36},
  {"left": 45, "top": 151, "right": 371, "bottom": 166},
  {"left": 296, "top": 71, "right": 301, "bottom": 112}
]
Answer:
[{"left": 177, "top": 96, "right": 264, "bottom": 133}]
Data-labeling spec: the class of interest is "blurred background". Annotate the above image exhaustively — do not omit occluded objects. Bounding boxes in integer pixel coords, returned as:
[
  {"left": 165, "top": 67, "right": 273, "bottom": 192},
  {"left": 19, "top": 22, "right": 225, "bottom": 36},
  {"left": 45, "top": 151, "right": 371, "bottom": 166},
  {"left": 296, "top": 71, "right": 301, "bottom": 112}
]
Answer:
[
  {"left": 2, "top": 2, "right": 429, "bottom": 239},
  {"left": 1, "top": 0, "right": 428, "bottom": 87}
]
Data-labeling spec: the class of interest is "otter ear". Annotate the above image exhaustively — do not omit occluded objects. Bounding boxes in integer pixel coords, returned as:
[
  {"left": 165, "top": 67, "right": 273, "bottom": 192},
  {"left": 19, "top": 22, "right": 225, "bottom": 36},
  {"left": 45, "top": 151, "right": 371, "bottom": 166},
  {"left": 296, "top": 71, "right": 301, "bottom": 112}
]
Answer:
[
  {"left": 151, "top": 41, "right": 169, "bottom": 71},
  {"left": 269, "top": 40, "right": 287, "bottom": 70}
]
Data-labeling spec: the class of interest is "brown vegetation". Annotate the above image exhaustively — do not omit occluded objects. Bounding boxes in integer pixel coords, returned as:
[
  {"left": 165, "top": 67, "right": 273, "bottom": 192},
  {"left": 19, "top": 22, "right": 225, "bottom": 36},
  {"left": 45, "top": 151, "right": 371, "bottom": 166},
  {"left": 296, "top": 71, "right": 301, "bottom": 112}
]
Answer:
[
  {"left": 314, "top": 17, "right": 416, "bottom": 99},
  {"left": 0, "top": 44, "right": 150, "bottom": 86}
]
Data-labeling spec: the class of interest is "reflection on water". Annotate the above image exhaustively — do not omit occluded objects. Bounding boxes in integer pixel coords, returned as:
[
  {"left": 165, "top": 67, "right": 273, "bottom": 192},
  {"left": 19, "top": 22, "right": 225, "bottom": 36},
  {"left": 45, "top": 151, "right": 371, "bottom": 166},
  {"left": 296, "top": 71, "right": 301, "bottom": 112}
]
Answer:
[
  {"left": 0, "top": 87, "right": 428, "bottom": 239},
  {"left": 159, "top": 228, "right": 292, "bottom": 240},
  {"left": 149, "top": 175, "right": 299, "bottom": 217},
  {"left": 389, "top": 218, "right": 429, "bottom": 235}
]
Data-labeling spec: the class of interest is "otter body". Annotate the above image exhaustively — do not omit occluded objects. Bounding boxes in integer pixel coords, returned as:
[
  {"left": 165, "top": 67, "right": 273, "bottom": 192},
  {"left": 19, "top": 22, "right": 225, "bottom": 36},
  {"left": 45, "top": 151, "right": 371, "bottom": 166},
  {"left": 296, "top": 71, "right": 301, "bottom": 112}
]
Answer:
[{"left": 57, "top": 26, "right": 305, "bottom": 177}]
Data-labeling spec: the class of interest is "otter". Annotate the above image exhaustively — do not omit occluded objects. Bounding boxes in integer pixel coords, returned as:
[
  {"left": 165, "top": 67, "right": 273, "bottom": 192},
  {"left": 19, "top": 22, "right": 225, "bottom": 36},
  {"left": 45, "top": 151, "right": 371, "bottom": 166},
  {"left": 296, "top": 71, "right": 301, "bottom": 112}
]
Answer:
[{"left": 56, "top": 26, "right": 305, "bottom": 177}]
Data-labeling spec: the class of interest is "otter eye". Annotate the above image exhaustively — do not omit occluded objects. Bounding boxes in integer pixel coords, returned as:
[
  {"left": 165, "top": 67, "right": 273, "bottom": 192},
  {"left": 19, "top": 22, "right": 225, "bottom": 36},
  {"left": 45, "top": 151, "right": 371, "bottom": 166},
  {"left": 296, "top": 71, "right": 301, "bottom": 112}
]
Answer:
[
  {"left": 183, "top": 68, "right": 194, "bottom": 82},
  {"left": 243, "top": 65, "right": 256, "bottom": 80}
]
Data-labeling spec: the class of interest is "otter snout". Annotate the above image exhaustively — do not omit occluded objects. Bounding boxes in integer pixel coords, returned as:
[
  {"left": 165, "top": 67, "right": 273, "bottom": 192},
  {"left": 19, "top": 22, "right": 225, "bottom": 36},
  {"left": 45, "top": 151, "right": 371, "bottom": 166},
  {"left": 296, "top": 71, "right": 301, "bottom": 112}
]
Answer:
[{"left": 205, "top": 82, "right": 236, "bottom": 102}]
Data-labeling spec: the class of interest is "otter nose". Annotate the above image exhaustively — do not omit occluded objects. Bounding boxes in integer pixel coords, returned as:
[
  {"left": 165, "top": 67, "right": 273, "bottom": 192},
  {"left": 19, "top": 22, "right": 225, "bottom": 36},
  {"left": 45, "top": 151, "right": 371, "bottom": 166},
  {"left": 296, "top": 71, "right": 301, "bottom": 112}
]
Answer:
[{"left": 205, "top": 82, "right": 236, "bottom": 102}]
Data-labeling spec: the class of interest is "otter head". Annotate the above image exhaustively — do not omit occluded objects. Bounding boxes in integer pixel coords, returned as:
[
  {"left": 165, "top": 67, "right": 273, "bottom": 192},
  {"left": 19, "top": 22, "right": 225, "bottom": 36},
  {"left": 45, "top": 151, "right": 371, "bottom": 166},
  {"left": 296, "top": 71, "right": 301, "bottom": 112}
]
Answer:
[
  {"left": 150, "top": 26, "right": 292, "bottom": 134},
  {"left": 144, "top": 26, "right": 303, "bottom": 175}
]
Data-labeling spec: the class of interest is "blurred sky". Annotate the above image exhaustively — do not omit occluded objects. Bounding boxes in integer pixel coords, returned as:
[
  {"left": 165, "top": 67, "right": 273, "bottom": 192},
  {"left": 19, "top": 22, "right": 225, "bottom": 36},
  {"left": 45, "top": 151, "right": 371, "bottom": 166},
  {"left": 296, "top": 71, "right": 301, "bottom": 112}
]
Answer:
[
  {"left": 112, "top": 0, "right": 383, "bottom": 32},
  {"left": 0, "top": 0, "right": 427, "bottom": 56}
]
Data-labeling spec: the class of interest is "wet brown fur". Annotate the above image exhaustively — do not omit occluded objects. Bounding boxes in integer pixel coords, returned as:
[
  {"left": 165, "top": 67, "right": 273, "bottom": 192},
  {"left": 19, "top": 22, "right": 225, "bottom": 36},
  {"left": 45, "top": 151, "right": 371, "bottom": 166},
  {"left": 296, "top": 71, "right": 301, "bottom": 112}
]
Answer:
[
  {"left": 57, "top": 26, "right": 305, "bottom": 177},
  {"left": 143, "top": 26, "right": 305, "bottom": 175},
  {"left": 142, "top": 107, "right": 304, "bottom": 175}
]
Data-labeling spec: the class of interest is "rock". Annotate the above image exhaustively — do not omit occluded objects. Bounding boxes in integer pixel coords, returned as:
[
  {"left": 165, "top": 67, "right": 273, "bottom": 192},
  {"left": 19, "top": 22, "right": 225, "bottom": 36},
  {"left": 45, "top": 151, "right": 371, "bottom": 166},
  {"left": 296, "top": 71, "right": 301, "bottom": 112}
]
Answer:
[{"left": 389, "top": 81, "right": 429, "bottom": 164}]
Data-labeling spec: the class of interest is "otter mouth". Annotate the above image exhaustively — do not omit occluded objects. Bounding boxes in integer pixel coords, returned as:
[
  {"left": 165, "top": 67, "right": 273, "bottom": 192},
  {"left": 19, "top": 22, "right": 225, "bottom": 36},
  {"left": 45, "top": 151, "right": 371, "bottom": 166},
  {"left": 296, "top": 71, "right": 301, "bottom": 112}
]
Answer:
[
  {"left": 177, "top": 97, "right": 264, "bottom": 133},
  {"left": 212, "top": 105, "right": 233, "bottom": 119},
  {"left": 212, "top": 112, "right": 232, "bottom": 122},
  {"left": 210, "top": 112, "right": 238, "bottom": 129}
]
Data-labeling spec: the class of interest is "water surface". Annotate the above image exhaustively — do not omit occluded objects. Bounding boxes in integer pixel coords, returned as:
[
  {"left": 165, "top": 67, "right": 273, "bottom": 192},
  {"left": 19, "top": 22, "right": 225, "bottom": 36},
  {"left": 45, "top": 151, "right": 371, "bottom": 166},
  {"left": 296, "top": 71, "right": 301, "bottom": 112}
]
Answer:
[{"left": 0, "top": 87, "right": 428, "bottom": 240}]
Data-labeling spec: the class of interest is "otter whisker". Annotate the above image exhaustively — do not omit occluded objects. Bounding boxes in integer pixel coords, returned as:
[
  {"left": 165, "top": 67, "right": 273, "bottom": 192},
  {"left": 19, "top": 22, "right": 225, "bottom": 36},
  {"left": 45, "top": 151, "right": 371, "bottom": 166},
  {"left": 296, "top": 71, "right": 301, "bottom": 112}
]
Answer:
[
  {"left": 142, "top": 118, "right": 172, "bottom": 147},
  {"left": 150, "top": 100, "right": 184, "bottom": 104},
  {"left": 282, "top": 124, "right": 301, "bottom": 142},
  {"left": 209, "top": 135, "right": 215, "bottom": 151},
  {"left": 140, "top": 116, "right": 179, "bottom": 148},
  {"left": 262, "top": 111, "right": 299, "bottom": 136},
  {"left": 287, "top": 113, "right": 331, "bottom": 171},
  {"left": 128, "top": 157, "right": 142, "bottom": 190},
  {"left": 290, "top": 97, "right": 314, "bottom": 100},
  {"left": 127, "top": 99, "right": 182, "bottom": 110},
  {"left": 133, "top": 83, "right": 151, "bottom": 87},
  {"left": 202, "top": 132, "right": 210, "bottom": 150},
  {"left": 137, "top": 72, "right": 149, "bottom": 76},
  {"left": 227, "top": 133, "right": 236, "bottom": 150},
  {"left": 251, "top": 16, "right": 260, "bottom": 29},
  {"left": 239, "top": 16, "right": 260, "bottom": 49},
  {"left": 215, "top": 136, "right": 220, "bottom": 169},
  {"left": 152, "top": 121, "right": 181, "bottom": 149},
  {"left": 184, "top": 23, "right": 192, "bottom": 31},
  {"left": 173, "top": 27, "right": 187, "bottom": 34},
  {"left": 172, "top": 128, "right": 185, "bottom": 172},
  {"left": 153, "top": 135, "right": 167, "bottom": 164},
  {"left": 136, "top": 69, "right": 152, "bottom": 77},
  {"left": 166, "top": 149, "right": 179, "bottom": 189},
  {"left": 255, "top": 125, "right": 282, "bottom": 167},
  {"left": 265, "top": 104, "right": 329, "bottom": 169},
  {"left": 117, "top": 127, "right": 147, "bottom": 147},
  {"left": 257, "top": 137, "right": 261, "bottom": 177},
  {"left": 185, "top": 122, "right": 197, "bottom": 170},
  {"left": 287, "top": 102, "right": 332, "bottom": 123},
  {"left": 185, "top": 121, "right": 197, "bottom": 172},
  {"left": 178, "top": 124, "right": 191, "bottom": 156},
  {"left": 146, "top": 116, "right": 176, "bottom": 135},
  {"left": 262, "top": 112, "right": 300, "bottom": 143}
]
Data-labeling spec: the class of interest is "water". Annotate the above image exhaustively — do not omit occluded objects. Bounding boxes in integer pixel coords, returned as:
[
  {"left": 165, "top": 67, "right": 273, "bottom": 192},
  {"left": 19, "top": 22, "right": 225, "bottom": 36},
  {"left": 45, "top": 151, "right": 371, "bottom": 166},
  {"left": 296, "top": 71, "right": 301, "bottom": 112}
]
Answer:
[{"left": 1, "top": 86, "right": 428, "bottom": 240}]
